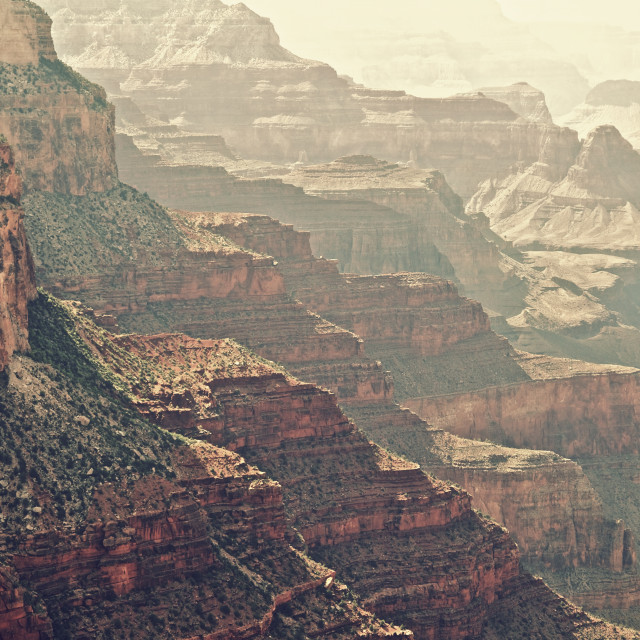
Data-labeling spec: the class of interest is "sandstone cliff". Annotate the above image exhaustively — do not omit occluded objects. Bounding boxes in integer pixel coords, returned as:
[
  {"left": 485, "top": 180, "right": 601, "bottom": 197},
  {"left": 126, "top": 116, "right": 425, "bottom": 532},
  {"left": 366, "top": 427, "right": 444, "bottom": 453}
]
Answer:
[
  {"left": 0, "top": 0, "right": 117, "bottom": 194},
  {"left": 0, "top": 0, "right": 56, "bottom": 65},
  {"left": 0, "top": 143, "right": 36, "bottom": 370}
]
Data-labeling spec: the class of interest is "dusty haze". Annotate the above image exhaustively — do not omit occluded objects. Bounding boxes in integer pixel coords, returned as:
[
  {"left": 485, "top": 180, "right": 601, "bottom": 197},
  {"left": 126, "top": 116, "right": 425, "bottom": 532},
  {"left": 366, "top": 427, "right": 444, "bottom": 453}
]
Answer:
[{"left": 234, "top": 0, "right": 640, "bottom": 115}]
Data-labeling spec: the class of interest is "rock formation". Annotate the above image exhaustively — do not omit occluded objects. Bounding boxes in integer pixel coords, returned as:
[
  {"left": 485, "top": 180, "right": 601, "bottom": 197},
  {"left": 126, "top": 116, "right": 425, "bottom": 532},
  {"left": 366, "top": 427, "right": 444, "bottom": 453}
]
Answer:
[
  {"left": 6, "top": 1, "right": 640, "bottom": 635},
  {"left": 0, "top": 0, "right": 56, "bottom": 65},
  {"left": 0, "top": 0, "right": 117, "bottom": 194},
  {"left": 284, "top": 155, "right": 515, "bottom": 304},
  {"left": 0, "top": 142, "right": 36, "bottom": 370},
  {"left": 471, "top": 82, "right": 554, "bottom": 124},
  {"left": 559, "top": 80, "right": 640, "bottom": 149},
  {"left": 34, "top": 0, "right": 586, "bottom": 199},
  {"left": 463, "top": 124, "right": 640, "bottom": 364}
]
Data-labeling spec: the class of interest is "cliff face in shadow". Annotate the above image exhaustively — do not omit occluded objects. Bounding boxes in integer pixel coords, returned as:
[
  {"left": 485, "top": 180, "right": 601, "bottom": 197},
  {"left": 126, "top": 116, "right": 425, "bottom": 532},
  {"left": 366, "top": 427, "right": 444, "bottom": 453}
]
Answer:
[{"left": 0, "top": 142, "right": 36, "bottom": 370}]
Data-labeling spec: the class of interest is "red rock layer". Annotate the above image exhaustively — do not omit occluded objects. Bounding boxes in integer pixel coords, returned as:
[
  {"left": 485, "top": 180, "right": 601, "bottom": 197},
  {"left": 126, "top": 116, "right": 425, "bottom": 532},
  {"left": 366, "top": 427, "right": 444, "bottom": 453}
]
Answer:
[
  {"left": 0, "top": 143, "right": 36, "bottom": 370},
  {"left": 0, "top": 565, "right": 52, "bottom": 640},
  {"left": 406, "top": 371, "right": 640, "bottom": 458},
  {"left": 78, "top": 326, "right": 525, "bottom": 640}
]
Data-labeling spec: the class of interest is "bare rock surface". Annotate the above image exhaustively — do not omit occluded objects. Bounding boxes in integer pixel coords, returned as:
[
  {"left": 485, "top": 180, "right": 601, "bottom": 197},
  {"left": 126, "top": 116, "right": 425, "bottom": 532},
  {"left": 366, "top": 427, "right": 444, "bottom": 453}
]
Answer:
[
  {"left": 560, "top": 81, "right": 640, "bottom": 149},
  {"left": 0, "top": 143, "right": 37, "bottom": 370},
  {"left": 469, "top": 82, "right": 553, "bottom": 123}
]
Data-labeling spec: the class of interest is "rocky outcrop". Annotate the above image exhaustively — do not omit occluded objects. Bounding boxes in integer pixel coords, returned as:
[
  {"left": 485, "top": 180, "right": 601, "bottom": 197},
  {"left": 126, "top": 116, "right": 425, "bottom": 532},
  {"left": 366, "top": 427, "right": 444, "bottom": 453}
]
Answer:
[
  {"left": 0, "top": 564, "right": 53, "bottom": 640},
  {"left": 64, "top": 313, "right": 533, "bottom": 639},
  {"left": 472, "top": 83, "right": 553, "bottom": 124},
  {"left": 59, "top": 304, "right": 640, "bottom": 639},
  {"left": 0, "top": 0, "right": 117, "bottom": 194},
  {"left": 0, "top": 143, "right": 36, "bottom": 370},
  {"left": 559, "top": 80, "right": 640, "bottom": 150},
  {"left": 465, "top": 124, "right": 640, "bottom": 364},
  {"left": 189, "top": 210, "right": 640, "bottom": 603},
  {"left": 0, "top": 0, "right": 56, "bottom": 65}
]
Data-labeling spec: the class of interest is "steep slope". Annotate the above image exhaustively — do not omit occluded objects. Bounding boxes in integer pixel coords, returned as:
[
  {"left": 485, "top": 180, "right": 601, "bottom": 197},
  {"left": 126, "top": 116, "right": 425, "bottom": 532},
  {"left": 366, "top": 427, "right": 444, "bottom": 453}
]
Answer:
[
  {"left": 0, "top": 142, "right": 37, "bottom": 370},
  {"left": 5, "top": 1, "right": 640, "bottom": 635},
  {"left": 0, "top": 292, "right": 406, "bottom": 640},
  {"left": 60, "top": 298, "right": 640, "bottom": 640}
]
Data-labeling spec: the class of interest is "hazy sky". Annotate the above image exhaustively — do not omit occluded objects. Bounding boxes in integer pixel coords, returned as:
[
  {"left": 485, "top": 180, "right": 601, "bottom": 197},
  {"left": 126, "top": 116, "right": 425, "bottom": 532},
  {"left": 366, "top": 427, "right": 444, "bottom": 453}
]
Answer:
[
  {"left": 498, "top": 0, "right": 640, "bottom": 27},
  {"left": 237, "top": 0, "right": 640, "bottom": 35}
]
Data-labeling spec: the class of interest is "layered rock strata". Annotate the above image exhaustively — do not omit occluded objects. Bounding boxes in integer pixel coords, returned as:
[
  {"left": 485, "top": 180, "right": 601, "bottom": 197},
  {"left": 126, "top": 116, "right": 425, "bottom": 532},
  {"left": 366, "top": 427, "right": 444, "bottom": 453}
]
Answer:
[
  {"left": 35, "top": 0, "right": 584, "bottom": 199},
  {"left": 0, "top": 294, "right": 407, "bottom": 640},
  {"left": 0, "top": 0, "right": 56, "bottom": 65},
  {"left": 466, "top": 126, "right": 640, "bottom": 364},
  {"left": 0, "top": 0, "right": 117, "bottom": 194},
  {"left": 196, "top": 210, "right": 639, "bottom": 578},
  {"left": 113, "top": 137, "right": 457, "bottom": 279},
  {"left": 0, "top": 143, "right": 36, "bottom": 370},
  {"left": 68, "top": 306, "right": 628, "bottom": 640},
  {"left": 406, "top": 358, "right": 640, "bottom": 458}
]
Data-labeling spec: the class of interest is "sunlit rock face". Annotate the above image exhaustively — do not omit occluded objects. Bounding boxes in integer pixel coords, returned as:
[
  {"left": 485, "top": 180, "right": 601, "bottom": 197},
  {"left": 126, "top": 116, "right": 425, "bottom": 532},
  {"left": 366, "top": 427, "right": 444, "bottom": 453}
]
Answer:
[{"left": 0, "top": 0, "right": 117, "bottom": 195}]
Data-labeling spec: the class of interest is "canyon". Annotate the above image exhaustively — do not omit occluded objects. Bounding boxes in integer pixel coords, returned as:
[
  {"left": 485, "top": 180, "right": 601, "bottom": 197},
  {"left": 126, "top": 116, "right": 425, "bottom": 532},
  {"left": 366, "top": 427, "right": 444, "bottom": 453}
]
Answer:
[
  {"left": 35, "top": 0, "right": 585, "bottom": 200},
  {"left": 27, "top": 0, "right": 640, "bottom": 376},
  {"left": 3, "top": 0, "right": 640, "bottom": 637}
]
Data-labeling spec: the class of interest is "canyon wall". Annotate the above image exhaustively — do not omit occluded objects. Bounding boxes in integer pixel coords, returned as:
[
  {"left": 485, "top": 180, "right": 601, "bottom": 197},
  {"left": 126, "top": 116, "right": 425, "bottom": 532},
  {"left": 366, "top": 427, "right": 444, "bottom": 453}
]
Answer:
[
  {"left": 0, "top": 0, "right": 56, "bottom": 65},
  {"left": 0, "top": 143, "right": 36, "bottom": 370},
  {"left": 35, "top": 0, "right": 585, "bottom": 199},
  {"left": 406, "top": 367, "right": 640, "bottom": 458},
  {"left": 0, "top": 0, "right": 117, "bottom": 194}
]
